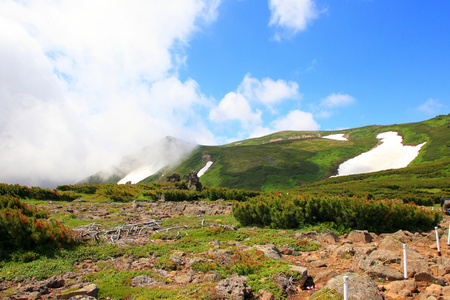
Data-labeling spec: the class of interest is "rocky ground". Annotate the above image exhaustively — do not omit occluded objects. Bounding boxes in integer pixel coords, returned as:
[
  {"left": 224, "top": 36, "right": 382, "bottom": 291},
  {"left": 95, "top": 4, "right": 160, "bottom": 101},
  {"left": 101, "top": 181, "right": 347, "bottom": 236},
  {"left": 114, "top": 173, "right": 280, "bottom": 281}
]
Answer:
[{"left": 2, "top": 200, "right": 450, "bottom": 300}]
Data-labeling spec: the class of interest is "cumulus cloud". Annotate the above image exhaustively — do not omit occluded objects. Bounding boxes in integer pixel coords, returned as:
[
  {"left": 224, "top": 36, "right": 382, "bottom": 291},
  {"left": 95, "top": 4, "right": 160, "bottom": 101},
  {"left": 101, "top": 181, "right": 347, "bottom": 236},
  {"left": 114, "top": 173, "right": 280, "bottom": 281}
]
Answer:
[
  {"left": 320, "top": 93, "right": 356, "bottom": 108},
  {"left": 249, "top": 110, "right": 320, "bottom": 138},
  {"left": 0, "top": 0, "right": 220, "bottom": 187},
  {"left": 272, "top": 110, "right": 320, "bottom": 131},
  {"left": 210, "top": 74, "right": 304, "bottom": 138},
  {"left": 268, "top": 0, "right": 320, "bottom": 39},
  {"left": 417, "top": 98, "right": 446, "bottom": 115},
  {"left": 209, "top": 92, "right": 262, "bottom": 129},
  {"left": 239, "top": 74, "right": 300, "bottom": 105}
]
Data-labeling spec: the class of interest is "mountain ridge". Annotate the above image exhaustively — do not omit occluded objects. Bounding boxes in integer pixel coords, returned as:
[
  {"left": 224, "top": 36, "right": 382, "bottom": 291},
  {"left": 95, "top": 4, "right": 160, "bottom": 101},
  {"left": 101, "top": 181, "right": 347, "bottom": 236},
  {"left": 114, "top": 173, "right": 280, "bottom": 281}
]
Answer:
[{"left": 84, "top": 114, "right": 450, "bottom": 192}]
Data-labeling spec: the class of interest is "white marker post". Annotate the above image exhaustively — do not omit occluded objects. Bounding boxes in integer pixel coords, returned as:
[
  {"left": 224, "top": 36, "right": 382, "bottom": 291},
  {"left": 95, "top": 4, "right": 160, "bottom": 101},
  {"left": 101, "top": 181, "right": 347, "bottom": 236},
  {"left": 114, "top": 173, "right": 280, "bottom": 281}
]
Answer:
[
  {"left": 343, "top": 276, "right": 349, "bottom": 300},
  {"left": 435, "top": 226, "right": 441, "bottom": 256},
  {"left": 447, "top": 223, "right": 450, "bottom": 246},
  {"left": 403, "top": 244, "right": 408, "bottom": 279}
]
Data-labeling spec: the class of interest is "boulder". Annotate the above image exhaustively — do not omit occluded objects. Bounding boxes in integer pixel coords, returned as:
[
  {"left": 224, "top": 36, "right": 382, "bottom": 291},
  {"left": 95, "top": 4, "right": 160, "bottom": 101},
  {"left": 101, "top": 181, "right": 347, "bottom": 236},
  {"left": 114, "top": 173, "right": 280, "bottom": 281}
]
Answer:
[
  {"left": 68, "top": 296, "right": 97, "bottom": 300},
  {"left": 58, "top": 284, "right": 99, "bottom": 299},
  {"left": 366, "top": 265, "right": 405, "bottom": 281},
  {"left": 324, "top": 273, "right": 383, "bottom": 300},
  {"left": 257, "top": 289, "right": 275, "bottom": 300},
  {"left": 253, "top": 245, "right": 283, "bottom": 260},
  {"left": 314, "top": 270, "right": 339, "bottom": 285},
  {"left": 414, "top": 271, "right": 437, "bottom": 283},
  {"left": 347, "top": 230, "right": 373, "bottom": 243},
  {"left": 378, "top": 236, "right": 403, "bottom": 252},
  {"left": 278, "top": 244, "right": 295, "bottom": 255},
  {"left": 174, "top": 274, "right": 193, "bottom": 285},
  {"left": 215, "top": 274, "right": 252, "bottom": 300},
  {"left": 288, "top": 265, "right": 309, "bottom": 287},
  {"left": 318, "top": 230, "right": 339, "bottom": 244},
  {"left": 333, "top": 244, "right": 355, "bottom": 258},
  {"left": 131, "top": 275, "right": 158, "bottom": 287},
  {"left": 408, "top": 260, "right": 432, "bottom": 276},
  {"left": 384, "top": 279, "right": 417, "bottom": 294}
]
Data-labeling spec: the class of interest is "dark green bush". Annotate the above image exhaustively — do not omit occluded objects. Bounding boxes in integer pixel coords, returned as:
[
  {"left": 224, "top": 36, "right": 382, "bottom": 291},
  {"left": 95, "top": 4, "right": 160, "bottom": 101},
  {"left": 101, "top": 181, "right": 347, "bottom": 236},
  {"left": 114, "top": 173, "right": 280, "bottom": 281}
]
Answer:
[
  {"left": 233, "top": 193, "right": 442, "bottom": 233},
  {"left": 0, "top": 184, "right": 77, "bottom": 201}
]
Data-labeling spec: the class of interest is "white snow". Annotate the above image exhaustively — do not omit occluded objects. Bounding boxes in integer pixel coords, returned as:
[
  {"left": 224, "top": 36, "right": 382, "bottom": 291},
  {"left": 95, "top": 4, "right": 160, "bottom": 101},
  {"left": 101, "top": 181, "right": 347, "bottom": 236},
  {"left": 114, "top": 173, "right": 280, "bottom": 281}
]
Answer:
[
  {"left": 198, "top": 161, "right": 213, "bottom": 177},
  {"left": 336, "top": 131, "right": 426, "bottom": 176},
  {"left": 322, "top": 134, "right": 348, "bottom": 141},
  {"left": 117, "top": 162, "right": 164, "bottom": 184}
]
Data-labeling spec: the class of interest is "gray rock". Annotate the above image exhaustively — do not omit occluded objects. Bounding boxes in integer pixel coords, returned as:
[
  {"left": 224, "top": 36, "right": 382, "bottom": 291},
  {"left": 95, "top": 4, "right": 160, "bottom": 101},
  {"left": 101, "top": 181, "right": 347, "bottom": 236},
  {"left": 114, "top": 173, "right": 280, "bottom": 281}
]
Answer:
[
  {"left": 174, "top": 274, "right": 193, "bottom": 284},
  {"left": 68, "top": 296, "right": 97, "bottom": 300},
  {"left": 408, "top": 260, "right": 432, "bottom": 276},
  {"left": 58, "top": 284, "right": 99, "bottom": 299},
  {"left": 347, "top": 230, "right": 373, "bottom": 243},
  {"left": 170, "top": 251, "right": 186, "bottom": 265},
  {"left": 368, "top": 249, "right": 400, "bottom": 263},
  {"left": 215, "top": 274, "right": 252, "bottom": 300},
  {"left": 333, "top": 244, "right": 355, "bottom": 258},
  {"left": 314, "top": 270, "right": 339, "bottom": 284},
  {"left": 294, "top": 231, "right": 319, "bottom": 241},
  {"left": 253, "top": 245, "right": 283, "bottom": 260},
  {"left": 378, "top": 236, "right": 403, "bottom": 252},
  {"left": 43, "top": 274, "right": 65, "bottom": 289},
  {"left": 311, "top": 260, "right": 327, "bottom": 268},
  {"left": 391, "top": 230, "right": 414, "bottom": 243},
  {"left": 366, "top": 264, "right": 404, "bottom": 281},
  {"left": 324, "top": 273, "right": 383, "bottom": 300},
  {"left": 131, "top": 275, "right": 158, "bottom": 287},
  {"left": 414, "top": 271, "right": 437, "bottom": 283},
  {"left": 318, "top": 230, "right": 339, "bottom": 244},
  {"left": 278, "top": 244, "right": 295, "bottom": 255}
]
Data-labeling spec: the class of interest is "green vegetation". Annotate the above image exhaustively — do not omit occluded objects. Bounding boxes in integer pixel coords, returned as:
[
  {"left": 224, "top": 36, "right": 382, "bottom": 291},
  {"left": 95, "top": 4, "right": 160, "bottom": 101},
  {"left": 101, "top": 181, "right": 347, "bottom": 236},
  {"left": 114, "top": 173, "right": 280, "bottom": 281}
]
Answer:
[
  {"left": 143, "top": 115, "right": 449, "bottom": 192},
  {"left": 1, "top": 115, "right": 449, "bottom": 299},
  {"left": 0, "top": 195, "right": 79, "bottom": 260},
  {"left": 0, "top": 177, "right": 446, "bottom": 299},
  {"left": 233, "top": 193, "right": 442, "bottom": 233},
  {"left": 294, "top": 158, "right": 450, "bottom": 204}
]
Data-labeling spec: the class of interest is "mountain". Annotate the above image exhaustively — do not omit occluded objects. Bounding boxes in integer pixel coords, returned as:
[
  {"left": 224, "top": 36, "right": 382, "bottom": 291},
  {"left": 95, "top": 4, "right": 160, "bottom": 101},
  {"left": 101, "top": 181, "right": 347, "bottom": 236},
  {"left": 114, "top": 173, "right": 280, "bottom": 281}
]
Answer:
[
  {"left": 80, "top": 136, "right": 197, "bottom": 184},
  {"left": 85, "top": 115, "right": 450, "bottom": 192}
]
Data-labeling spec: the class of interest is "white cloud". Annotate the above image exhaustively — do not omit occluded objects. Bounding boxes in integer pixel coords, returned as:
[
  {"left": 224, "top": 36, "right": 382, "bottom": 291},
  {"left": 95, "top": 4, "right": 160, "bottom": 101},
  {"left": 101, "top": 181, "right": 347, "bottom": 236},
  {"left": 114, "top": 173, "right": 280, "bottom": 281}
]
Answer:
[
  {"left": 268, "top": 0, "right": 320, "bottom": 39},
  {"left": 417, "top": 98, "right": 445, "bottom": 115},
  {"left": 0, "top": 0, "right": 220, "bottom": 187},
  {"left": 239, "top": 74, "right": 300, "bottom": 105},
  {"left": 209, "top": 92, "right": 262, "bottom": 129},
  {"left": 272, "top": 110, "right": 320, "bottom": 131},
  {"left": 320, "top": 93, "right": 356, "bottom": 108},
  {"left": 249, "top": 126, "right": 275, "bottom": 139}
]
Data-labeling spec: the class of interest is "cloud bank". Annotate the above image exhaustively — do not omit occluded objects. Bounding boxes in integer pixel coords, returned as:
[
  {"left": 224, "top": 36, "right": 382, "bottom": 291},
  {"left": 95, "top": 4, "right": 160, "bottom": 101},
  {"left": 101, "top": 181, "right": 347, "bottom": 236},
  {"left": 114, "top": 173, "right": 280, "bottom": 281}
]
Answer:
[
  {"left": 0, "top": 0, "right": 220, "bottom": 187},
  {"left": 0, "top": 0, "right": 329, "bottom": 187}
]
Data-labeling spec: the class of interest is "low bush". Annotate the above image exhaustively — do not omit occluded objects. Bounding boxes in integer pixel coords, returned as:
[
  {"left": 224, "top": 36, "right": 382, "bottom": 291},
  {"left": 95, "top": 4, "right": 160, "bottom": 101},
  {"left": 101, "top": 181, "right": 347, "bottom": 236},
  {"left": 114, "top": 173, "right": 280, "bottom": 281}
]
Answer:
[
  {"left": 233, "top": 193, "right": 442, "bottom": 233},
  {"left": 0, "top": 184, "right": 78, "bottom": 201},
  {"left": 0, "top": 195, "right": 79, "bottom": 260}
]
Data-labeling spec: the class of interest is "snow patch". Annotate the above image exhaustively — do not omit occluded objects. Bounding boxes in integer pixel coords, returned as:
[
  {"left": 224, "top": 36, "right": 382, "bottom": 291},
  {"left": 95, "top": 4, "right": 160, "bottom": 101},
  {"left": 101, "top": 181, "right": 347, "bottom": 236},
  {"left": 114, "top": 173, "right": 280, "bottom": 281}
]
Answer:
[
  {"left": 117, "top": 162, "right": 163, "bottom": 184},
  {"left": 322, "top": 134, "right": 348, "bottom": 141},
  {"left": 198, "top": 161, "right": 213, "bottom": 177},
  {"left": 336, "top": 131, "right": 426, "bottom": 176}
]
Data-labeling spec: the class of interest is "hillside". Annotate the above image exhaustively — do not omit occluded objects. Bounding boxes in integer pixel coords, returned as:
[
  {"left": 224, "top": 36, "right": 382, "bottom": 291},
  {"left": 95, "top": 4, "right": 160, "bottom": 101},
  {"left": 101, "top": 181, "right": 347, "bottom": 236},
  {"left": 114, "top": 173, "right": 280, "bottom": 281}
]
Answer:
[
  {"left": 85, "top": 115, "right": 449, "bottom": 192},
  {"left": 145, "top": 115, "right": 449, "bottom": 191}
]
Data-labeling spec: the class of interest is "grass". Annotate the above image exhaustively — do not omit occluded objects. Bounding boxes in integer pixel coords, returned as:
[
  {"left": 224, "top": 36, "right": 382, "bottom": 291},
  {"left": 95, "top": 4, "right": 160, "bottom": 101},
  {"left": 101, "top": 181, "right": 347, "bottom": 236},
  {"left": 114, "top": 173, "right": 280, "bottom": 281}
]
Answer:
[{"left": 140, "top": 115, "right": 449, "bottom": 192}]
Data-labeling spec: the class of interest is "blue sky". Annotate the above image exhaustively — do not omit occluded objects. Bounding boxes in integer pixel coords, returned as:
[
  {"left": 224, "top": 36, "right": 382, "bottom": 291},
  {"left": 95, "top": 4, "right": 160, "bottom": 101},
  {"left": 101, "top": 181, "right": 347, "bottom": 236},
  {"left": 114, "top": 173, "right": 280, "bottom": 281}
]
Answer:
[
  {"left": 0, "top": 0, "right": 449, "bottom": 185},
  {"left": 183, "top": 0, "right": 449, "bottom": 141}
]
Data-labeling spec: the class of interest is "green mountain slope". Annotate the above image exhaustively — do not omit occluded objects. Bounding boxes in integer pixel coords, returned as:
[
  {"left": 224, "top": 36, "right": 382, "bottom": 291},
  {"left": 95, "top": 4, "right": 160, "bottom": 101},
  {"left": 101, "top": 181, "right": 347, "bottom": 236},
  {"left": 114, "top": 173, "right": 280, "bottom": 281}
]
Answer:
[{"left": 144, "top": 114, "right": 449, "bottom": 192}]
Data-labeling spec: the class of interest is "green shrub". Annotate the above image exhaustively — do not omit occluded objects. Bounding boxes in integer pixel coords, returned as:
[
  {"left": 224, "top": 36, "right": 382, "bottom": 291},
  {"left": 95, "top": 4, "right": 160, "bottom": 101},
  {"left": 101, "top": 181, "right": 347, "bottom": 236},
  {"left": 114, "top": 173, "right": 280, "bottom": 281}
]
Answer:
[
  {"left": 0, "top": 184, "right": 77, "bottom": 201},
  {"left": 0, "top": 195, "right": 78, "bottom": 259},
  {"left": 233, "top": 193, "right": 442, "bottom": 233}
]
